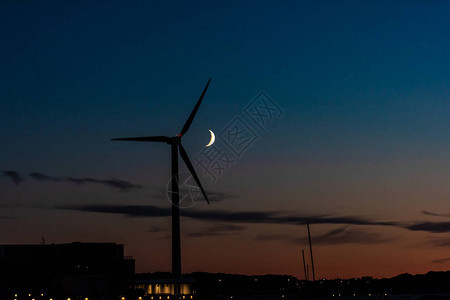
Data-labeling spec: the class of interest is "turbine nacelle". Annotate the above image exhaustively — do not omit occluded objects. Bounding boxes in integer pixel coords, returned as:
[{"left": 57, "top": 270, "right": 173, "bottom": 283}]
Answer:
[{"left": 167, "top": 136, "right": 181, "bottom": 145}]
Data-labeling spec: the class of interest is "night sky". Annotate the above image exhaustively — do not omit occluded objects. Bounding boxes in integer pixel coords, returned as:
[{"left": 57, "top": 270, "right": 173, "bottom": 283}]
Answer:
[{"left": 2, "top": 1, "right": 450, "bottom": 279}]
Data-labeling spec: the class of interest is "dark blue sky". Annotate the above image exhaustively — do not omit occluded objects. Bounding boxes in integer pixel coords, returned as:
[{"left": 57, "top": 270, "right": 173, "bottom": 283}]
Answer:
[{"left": 2, "top": 1, "right": 450, "bottom": 278}]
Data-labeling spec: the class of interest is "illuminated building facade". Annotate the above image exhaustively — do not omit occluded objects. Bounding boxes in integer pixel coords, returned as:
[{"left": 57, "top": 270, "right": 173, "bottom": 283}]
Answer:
[{"left": 135, "top": 278, "right": 195, "bottom": 298}]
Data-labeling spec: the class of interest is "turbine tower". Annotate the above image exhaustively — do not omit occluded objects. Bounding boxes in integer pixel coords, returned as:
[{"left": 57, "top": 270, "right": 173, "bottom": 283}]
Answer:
[{"left": 111, "top": 79, "right": 211, "bottom": 282}]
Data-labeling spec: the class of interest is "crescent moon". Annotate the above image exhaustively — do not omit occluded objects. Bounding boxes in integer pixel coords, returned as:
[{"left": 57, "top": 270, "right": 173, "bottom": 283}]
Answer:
[{"left": 206, "top": 130, "right": 215, "bottom": 147}]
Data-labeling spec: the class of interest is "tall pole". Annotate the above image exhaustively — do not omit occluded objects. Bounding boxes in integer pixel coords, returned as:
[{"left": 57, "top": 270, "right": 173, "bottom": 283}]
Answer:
[
  {"left": 171, "top": 142, "right": 181, "bottom": 283},
  {"left": 302, "top": 249, "right": 307, "bottom": 281},
  {"left": 307, "top": 223, "right": 316, "bottom": 281}
]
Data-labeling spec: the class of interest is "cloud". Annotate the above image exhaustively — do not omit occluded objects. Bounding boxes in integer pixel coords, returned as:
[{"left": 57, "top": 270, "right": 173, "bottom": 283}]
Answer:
[
  {"left": 207, "top": 191, "right": 238, "bottom": 202},
  {"left": 431, "top": 257, "right": 450, "bottom": 264},
  {"left": 62, "top": 204, "right": 450, "bottom": 240},
  {"left": 147, "top": 220, "right": 246, "bottom": 238},
  {"left": 396, "top": 212, "right": 450, "bottom": 233},
  {"left": 183, "top": 210, "right": 398, "bottom": 227},
  {"left": 255, "top": 234, "right": 288, "bottom": 241},
  {"left": 153, "top": 187, "right": 237, "bottom": 203},
  {"left": 29, "top": 172, "right": 60, "bottom": 181},
  {"left": 404, "top": 222, "right": 450, "bottom": 233},
  {"left": 306, "top": 227, "right": 392, "bottom": 245},
  {"left": 2, "top": 170, "right": 23, "bottom": 185},
  {"left": 58, "top": 204, "right": 170, "bottom": 217},
  {"left": 422, "top": 211, "right": 450, "bottom": 218},
  {"left": 67, "top": 177, "right": 141, "bottom": 191},
  {"left": 256, "top": 226, "right": 391, "bottom": 245},
  {"left": 429, "top": 237, "right": 450, "bottom": 248},
  {"left": 29, "top": 172, "right": 142, "bottom": 191},
  {"left": 147, "top": 226, "right": 164, "bottom": 233},
  {"left": 57, "top": 204, "right": 398, "bottom": 229},
  {"left": 187, "top": 224, "right": 246, "bottom": 237}
]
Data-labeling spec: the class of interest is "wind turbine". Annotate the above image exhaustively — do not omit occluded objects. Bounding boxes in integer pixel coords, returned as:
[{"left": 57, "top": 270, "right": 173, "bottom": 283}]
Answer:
[{"left": 111, "top": 79, "right": 211, "bottom": 283}]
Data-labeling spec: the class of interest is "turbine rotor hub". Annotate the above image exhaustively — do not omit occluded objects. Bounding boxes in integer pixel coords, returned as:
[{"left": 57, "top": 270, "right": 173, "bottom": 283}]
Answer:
[{"left": 167, "top": 136, "right": 181, "bottom": 145}]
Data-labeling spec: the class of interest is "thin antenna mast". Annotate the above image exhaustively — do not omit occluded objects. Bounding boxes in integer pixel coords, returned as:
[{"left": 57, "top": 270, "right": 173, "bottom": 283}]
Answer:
[
  {"left": 307, "top": 222, "right": 316, "bottom": 281},
  {"left": 302, "top": 249, "right": 307, "bottom": 280}
]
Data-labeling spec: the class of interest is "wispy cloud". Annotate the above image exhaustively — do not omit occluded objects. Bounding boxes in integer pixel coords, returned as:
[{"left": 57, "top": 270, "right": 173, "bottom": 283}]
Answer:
[
  {"left": 153, "top": 187, "right": 237, "bottom": 203},
  {"left": 431, "top": 257, "right": 450, "bottom": 264},
  {"left": 147, "top": 226, "right": 164, "bottom": 233},
  {"left": 29, "top": 172, "right": 142, "bottom": 191},
  {"left": 58, "top": 203, "right": 450, "bottom": 238},
  {"left": 57, "top": 204, "right": 398, "bottom": 228},
  {"left": 256, "top": 226, "right": 392, "bottom": 245},
  {"left": 187, "top": 224, "right": 246, "bottom": 237},
  {"left": 207, "top": 191, "right": 238, "bottom": 202},
  {"left": 58, "top": 204, "right": 169, "bottom": 217},
  {"left": 429, "top": 237, "right": 450, "bottom": 248},
  {"left": 422, "top": 211, "right": 450, "bottom": 218},
  {"left": 308, "top": 227, "right": 392, "bottom": 245},
  {"left": 404, "top": 222, "right": 450, "bottom": 233},
  {"left": 255, "top": 234, "right": 288, "bottom": 241},
  {"left": 2, "top": 170, "right": 23, "bottom": 185},
  {"left": 29, "top": 172, "right": 60, "bottom": 181}
]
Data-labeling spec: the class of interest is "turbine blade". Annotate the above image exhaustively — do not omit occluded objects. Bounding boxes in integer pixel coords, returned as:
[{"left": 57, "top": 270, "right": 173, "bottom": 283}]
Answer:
[
  {"left": 111, "top": 136, "right": 169, "bottom": 142},
  {"left": 178, "top": 143, "right": 209, "bottom": 204},
  {"left": 179, "top": 78, "right": 211, "bottom": 137}
]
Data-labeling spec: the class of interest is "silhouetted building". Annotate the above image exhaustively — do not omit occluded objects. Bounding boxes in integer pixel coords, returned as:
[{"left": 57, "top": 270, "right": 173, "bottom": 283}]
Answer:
[{"left": 0, "top": 242, "right": 134, "bottom": 299}]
